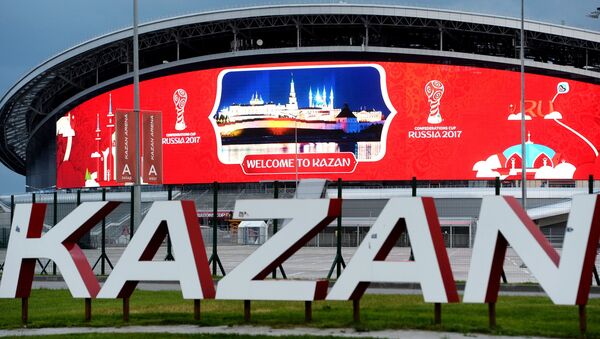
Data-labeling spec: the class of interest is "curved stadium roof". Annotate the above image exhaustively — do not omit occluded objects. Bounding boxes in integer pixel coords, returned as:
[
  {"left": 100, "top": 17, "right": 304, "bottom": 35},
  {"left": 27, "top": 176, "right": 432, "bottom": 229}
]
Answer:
[{"left": 2, "top": 3, "right": 600, "bottom": 175}]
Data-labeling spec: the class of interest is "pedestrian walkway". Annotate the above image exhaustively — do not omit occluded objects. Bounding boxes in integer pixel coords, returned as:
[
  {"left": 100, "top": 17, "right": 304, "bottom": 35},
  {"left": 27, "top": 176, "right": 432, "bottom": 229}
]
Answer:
[{"left": 0, "top": 324, "right": 549, "bottom": 338}]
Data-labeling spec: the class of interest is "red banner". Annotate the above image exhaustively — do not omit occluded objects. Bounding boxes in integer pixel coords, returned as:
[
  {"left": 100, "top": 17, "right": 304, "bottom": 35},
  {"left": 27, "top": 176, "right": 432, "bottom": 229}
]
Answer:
[
  {"left": 142, "top": 111, "right": 163, "bottom": 184},
  {"left": 115, "top": 110, "right": 137, "bottom": 184}
]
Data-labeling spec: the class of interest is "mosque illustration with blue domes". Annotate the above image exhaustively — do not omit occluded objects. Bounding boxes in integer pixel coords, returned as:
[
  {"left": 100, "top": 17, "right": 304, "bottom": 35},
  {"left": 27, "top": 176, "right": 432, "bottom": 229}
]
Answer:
[
  {"left": 471, "top": 81, "right": 600, "bottom": 180},
  {"left": 473, "top": 131, "right": 576, "bottom": 180}
]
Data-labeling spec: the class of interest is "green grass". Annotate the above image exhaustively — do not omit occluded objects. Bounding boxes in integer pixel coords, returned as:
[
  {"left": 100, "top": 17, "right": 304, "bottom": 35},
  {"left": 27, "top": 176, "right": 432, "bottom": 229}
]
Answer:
[{"left": 0, "top": 289, "right": 599, "bottom": 338}]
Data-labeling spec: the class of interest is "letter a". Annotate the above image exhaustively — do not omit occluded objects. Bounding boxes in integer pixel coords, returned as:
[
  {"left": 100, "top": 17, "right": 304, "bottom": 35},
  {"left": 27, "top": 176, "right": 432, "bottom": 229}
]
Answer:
[
  {"left": 98, "top": 201, "right": 214, "bottom": 299},
  {"left": 122, "top": 164, "right": 131, "bottom": 176},
  {"left": 327, "top": 197, "right": 458, "bottom": 303},
  {"left": 0, "top": 202, "right": 119, "bottom": 298},
  {"left": 464, "top": 195, "right": 600, "bottom": 305},
  {"left": 149, "top": 165, "right": 157, "bottom": 176}
]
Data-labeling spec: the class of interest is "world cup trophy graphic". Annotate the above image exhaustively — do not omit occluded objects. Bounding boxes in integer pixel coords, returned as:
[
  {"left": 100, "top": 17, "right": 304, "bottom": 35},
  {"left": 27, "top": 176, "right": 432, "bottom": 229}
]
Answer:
[
  {"left": 425, "top": 80, "right": 444, "bottom": 124},
  {"left": 173, "top": 88, "right": 188, "bottom": 131}
]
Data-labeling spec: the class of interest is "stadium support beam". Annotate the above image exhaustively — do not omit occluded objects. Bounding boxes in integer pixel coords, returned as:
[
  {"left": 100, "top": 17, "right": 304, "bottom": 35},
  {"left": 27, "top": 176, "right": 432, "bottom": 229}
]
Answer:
[
  {"left": 363, "top": 20, "right": 369, "bottom": 49},
  {"left": 296, "top": 21, "right": 301, "bottom": 48},
  {"left": 232, "top": 25, "right": 238, "bottom": 52},
  {"left": 26, "top": 105, "right": 46, "bottom": 117},
  {"left": 57, "top": 74, "right": 84, "bottom": 90}
]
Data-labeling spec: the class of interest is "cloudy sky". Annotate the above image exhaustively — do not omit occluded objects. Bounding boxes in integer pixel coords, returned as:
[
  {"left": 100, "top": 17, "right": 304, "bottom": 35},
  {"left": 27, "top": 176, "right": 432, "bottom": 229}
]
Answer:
[{"left": 0, "top": 0, "right": 599, "bottom": 194}]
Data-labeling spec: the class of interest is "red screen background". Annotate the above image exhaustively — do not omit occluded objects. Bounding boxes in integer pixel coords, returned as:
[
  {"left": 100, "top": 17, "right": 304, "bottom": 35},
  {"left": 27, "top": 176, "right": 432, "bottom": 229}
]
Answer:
[{"left": 56, "top": 61, "right": 600, "bottom": 188}]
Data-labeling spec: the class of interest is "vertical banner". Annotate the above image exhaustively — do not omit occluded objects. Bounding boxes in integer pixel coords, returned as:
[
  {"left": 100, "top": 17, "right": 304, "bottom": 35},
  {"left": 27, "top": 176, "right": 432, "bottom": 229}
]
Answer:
[
  {"left": 142, "top": 111, "right": 163, "bottom": 184},
  {"left": 115, "top": 110, "right": 137, "bottom": 183}
]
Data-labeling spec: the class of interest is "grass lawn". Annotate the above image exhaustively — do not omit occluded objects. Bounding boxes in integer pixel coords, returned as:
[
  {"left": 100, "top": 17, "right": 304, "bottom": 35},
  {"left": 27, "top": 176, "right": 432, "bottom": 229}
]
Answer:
[{"left": 0, "top": 289, "right": 598, "bottom": 338}]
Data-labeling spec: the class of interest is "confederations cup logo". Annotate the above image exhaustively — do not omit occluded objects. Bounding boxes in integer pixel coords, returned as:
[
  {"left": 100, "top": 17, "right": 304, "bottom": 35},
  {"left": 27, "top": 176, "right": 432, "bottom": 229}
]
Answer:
[
  {"left": 425, "top": 80, "right": 444, "bottom": 124},
  {"left": 173, "top": 89, "right": 188, "bottom": 131}
]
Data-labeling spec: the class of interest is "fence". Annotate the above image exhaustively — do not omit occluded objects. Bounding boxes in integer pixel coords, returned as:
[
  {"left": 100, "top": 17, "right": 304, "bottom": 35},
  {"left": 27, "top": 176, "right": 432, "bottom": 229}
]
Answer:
[{"left": 0, "top": 178, "right": 597, "bottom": 283}]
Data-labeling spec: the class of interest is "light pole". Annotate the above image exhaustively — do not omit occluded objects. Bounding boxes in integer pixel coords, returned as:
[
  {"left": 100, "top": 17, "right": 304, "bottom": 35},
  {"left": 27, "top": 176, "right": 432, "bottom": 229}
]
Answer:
[
  {"left": 295, "top": 116, "right": 299, "bottom": 186},
  {"left": 133, "top": 0, "right": 142, "bottom": 230},
  {"left": 520, "top": 0, "right": 527, "bottom": 209}
]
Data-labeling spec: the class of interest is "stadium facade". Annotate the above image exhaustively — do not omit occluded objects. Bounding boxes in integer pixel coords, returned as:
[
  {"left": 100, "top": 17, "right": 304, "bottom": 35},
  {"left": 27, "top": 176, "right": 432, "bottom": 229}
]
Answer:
[{"left": 1, "top": 4, "right": 600, "bottom": 247}]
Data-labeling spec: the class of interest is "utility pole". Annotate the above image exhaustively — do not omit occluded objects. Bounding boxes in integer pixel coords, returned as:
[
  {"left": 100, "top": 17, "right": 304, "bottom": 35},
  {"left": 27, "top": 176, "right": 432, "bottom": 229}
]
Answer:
[
  {"left": 520, "top": 0, "right": 527, "bottom": 209},
  {"left": 133, "top": 0, "right": 142, "bottom": 230}
]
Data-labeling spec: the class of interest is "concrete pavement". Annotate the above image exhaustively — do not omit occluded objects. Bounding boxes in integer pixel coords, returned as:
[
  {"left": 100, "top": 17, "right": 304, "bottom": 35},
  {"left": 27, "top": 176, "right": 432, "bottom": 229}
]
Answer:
[{"left": 0, "top": 325, "right": 551, "bottom": 338}]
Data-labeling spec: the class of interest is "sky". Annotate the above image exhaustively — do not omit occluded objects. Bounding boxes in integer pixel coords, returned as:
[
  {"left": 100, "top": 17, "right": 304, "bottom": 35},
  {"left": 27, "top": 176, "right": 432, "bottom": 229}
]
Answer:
[{"left": 0, "top": 0, "right": 599, "bottom": 194}]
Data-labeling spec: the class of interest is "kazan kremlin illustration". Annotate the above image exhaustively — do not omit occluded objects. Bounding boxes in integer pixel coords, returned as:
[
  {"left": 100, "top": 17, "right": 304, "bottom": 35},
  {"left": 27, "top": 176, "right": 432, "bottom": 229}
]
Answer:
[
  {"left": 473, "top": 82, "right": 599, "bottom": 180},
  {"left": 213, "top": 72, "right": 390, "bottom": 163}
]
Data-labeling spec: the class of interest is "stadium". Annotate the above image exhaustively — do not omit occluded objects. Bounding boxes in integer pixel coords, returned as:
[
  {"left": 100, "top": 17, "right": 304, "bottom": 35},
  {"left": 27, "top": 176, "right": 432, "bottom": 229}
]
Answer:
[{"left": 1, "top": 3, "right": 600, "bottom": 261}]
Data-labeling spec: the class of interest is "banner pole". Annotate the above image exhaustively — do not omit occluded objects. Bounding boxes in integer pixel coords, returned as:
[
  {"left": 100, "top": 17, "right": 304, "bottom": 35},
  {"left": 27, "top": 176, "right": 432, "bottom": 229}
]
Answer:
[
  {"left": 271, "top": 181, "right": 286, "bottom": 279},
  {"left": 208, "top": 182, "right": 225, "bottom": 276},
  {"left": 496, "top": 177, "right": 507, "bottom": 284},
  {"left": 588, "top": 175, "right": 600, "bottom": 286},
  {"left": 327, "top": 178, "right": 346, "bottom": 279},
  {"left": 53, "top": 191, "right": 58, "bottom": 275},
  {"left": 165, "top": 185, "right": 174, "bottom": 261}
]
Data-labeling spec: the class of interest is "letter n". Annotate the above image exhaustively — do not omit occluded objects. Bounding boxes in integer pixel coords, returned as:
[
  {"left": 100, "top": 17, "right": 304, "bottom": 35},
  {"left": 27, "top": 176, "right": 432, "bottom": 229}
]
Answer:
[
  {"left": 0, "top": 202, "right": 119, "bottom": 298},
  {"left": 464, "top": 195, "right": 600, "bottom": 305},
  {"left": 327, "top": 197, "right": 458, "bottom": 302},
  {"left": 98, "top": 201, "right": 214, "bottom": 299}
]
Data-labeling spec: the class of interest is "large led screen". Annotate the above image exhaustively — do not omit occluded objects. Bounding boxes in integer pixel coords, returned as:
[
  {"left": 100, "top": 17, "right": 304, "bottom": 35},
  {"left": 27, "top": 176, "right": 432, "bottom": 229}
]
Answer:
[{"left": 56, "top": 61, "right": 600, "bottom": 188}]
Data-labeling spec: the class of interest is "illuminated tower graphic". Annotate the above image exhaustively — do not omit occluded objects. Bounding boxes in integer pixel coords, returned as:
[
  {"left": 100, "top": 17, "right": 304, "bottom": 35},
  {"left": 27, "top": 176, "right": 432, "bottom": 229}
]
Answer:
[
  {"left": 329, "top": 88, "right": 334, "bottom": 109},
  {"left": 308, "top": 85, "right": 334, "bottom": 109},
  {"left": 106, "top": 94, "right": 115, "bottom": 182},
  {"left": 92, "top": 113, "right": 102, "bottom": 182},
  {"left": 287, "top": 74, "right": 298, "bottom": 110}
]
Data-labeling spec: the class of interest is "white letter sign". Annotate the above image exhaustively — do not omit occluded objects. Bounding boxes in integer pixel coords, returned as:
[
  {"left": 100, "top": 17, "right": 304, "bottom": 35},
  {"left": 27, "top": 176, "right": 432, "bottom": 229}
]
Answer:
[
  {"left": 464, "top": 195, "right": 600, "bottom": 305},
  {"left": 327, "top": 197, "right": 458, "bottom": 302},
  {"left": 98, "top": 201, "right": 215, "bottom": 299},
  {"left": 217, "top": 198, "right": 341, "bottom": 301},
  {"left": 0, "top": 202, "right": 119, "bottom": 298}
]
